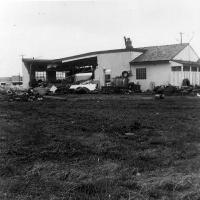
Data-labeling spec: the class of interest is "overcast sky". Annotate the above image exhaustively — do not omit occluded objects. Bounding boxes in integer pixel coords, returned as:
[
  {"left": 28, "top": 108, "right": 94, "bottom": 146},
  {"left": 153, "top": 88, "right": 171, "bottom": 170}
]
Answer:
[{"left": 0, "top": 0, "right": 200, "bottom": 76}]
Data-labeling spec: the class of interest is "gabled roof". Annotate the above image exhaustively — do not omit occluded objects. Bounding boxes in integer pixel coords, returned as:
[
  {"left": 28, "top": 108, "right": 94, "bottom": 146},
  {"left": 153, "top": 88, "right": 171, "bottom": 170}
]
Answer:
[{"left": 130, "top": 43, "right": 189, "bottom": 64}]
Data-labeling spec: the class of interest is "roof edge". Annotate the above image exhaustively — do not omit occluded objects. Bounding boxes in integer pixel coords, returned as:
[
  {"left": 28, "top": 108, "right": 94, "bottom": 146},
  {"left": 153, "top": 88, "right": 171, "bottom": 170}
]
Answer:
[
  {"left": 138, "top": 43, "right": 189, "bottom": 50},
  {"left": 170, "top": 43, "right": 189, "bottom": 60},
  {"left": 130, "top": 60, "right": 170, "bottom": 65},
  {"left": 22, "top": 48, "right": 145, "bottom": 63},
  {"left": 57, "top": 48, "right": 145, "bottom": 62},
  {"left": 22, "top": 58, "right": 54, "bottom": 62},
  {"left": 22, "top": 58, "right": 58, "bottom": 64},
  {"left": 172, "top": 59, "right": 200, "bottom": 66}
]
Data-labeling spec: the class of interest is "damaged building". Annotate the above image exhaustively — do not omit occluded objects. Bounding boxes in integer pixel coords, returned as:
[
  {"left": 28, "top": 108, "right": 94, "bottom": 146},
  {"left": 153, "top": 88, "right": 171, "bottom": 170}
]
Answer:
[{"left": 22, "top": 38, "right": 200, "bottom": 91}]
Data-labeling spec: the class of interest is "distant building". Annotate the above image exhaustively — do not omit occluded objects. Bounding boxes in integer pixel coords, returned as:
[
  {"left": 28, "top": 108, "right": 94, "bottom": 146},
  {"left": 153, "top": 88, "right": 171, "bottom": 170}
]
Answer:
[
  {"left": 22, "top": 38, "right": 200, "bottom": 91},
  {"left": 0, "top": 75, "right": 22, "bottom": 86},
  {"left": 0, "top": 77, "right": 11, "bottom": 86},
  {"left": 11, "top": 75, "right": 23, "bottom": 85}
]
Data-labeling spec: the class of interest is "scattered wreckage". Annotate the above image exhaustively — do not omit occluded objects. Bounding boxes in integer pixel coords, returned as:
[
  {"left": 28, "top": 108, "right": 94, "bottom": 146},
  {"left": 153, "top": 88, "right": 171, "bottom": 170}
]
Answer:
[
  {"left": 2, "top": 73, "right": 200, "bottom": 102},
  {"left": 7, "top": 88, "right": 44, "bottom": 102},
  {"left": 0, "top": 78, "right": 98, "bottom": 102},
  {"left": 69, "top": 80, "right": 98, "bottom": 94},
  {"left": 153, "top": 84, "right": 200, "bottom": 96}
]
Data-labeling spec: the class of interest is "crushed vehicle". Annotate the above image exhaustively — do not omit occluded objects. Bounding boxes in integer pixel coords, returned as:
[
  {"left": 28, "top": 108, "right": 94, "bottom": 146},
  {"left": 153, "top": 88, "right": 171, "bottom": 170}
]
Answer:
[{"left": 69, "top": 80, "right": 98, "bottom": 94}]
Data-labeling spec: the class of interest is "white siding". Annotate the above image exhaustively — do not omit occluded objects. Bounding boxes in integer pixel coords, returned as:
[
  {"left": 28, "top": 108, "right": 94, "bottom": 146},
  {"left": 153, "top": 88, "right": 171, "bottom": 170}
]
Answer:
[
  {"left": 130, "top": 63, "right": 171, "bottom": 91},
  {"left": 94, "top": 51, "right": 142, "bottom": 87},
  {"left": 170, "top": 61, "right": 200, "bottom": 87},
  {"left": 170, "top": 61, "right": 183, "bottom": 86},
  {"left": 191, "top": 71, "right": 198, "bottom": 85},
  {"left": 174, "top": 45, "right": 199, "bottom": 62}
]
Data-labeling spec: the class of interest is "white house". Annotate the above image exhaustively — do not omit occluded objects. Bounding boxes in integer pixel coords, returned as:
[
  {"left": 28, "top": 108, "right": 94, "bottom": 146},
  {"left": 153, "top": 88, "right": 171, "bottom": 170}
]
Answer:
[
  {"left": 130, "top": 43, "right": 200, "bottom": 90},
  {"left": 22, "top": 39, "right": 200, "bottom": 91}
]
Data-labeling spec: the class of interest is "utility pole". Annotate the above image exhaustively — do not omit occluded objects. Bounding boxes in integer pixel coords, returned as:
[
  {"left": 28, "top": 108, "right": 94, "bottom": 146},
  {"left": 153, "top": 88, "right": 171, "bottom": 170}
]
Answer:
[{"left": 180, "top": 32, "right": 184, "bottom": 44}]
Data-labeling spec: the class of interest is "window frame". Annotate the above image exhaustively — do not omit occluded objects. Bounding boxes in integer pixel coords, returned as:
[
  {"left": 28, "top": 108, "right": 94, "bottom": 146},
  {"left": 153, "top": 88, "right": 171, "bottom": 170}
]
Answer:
[
  {"left": 191, "top": 66, "right": 197, "bottom": 72},
  {"left": 136, "top": 68, "right": 146, "bottom": 80},
  {"left": 183, "top": 66, "right": 190, "bottom": 71},
  {"left": 171, "top": 66, "right": 181, "bottom": 71},
  {"left": 56, "top": 71, "right": 66, "bottom": 80},
  {"left": 35, "top": 71, "right": 46, "bottom": 81}
]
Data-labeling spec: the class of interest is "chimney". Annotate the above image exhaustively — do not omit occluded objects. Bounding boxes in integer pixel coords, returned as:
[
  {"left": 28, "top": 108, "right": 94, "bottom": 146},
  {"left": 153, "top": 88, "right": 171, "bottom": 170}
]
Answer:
[{"left": 124, "top": 36, "right": 133, "bottom": 49}]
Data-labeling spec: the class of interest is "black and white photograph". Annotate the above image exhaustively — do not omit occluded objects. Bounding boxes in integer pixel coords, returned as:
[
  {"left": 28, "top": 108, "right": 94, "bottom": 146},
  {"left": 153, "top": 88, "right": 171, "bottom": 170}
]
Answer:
[{"left": 1, "top": 0, "right": 200, "bottom": 199}]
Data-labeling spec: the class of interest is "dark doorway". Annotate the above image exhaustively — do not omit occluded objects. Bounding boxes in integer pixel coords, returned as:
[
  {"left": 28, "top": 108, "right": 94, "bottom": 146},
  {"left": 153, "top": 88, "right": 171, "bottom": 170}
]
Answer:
[{"left": 47, "top": 71, "right": 56, "bottom": 82}]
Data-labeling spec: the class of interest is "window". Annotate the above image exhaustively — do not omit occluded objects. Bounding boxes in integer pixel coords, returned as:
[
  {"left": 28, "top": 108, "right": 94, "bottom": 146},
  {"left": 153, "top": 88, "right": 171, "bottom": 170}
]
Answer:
[
  {"left": 171, "top": 66, "right": 181, "bottom": 71},
  {"left": 35, "top": 71, "right": 46, "bottom": 81},
  {"left": 56, "top": 72, "right": 65, "bottom": 80},
  {"left": 136, "top": 68, "right": 146, "bottom": 79},
  {"left": 183, "top": 66, "right": 190, "bottom": 71},
  {"left": 191, "top": 66, "right": 197, "bottom": 72}
]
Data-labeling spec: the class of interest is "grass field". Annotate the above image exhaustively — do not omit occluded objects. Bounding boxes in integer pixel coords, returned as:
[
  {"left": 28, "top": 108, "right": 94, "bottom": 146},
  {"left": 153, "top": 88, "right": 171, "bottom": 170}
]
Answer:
[{"left": 1, "top": 94, "right": 200, "bottom": 200}]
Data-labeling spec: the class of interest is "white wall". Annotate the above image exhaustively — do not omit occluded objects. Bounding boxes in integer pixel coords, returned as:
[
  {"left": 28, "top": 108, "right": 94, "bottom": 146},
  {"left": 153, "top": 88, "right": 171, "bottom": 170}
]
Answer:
[
  {"left": 170, "top": 61, "right": 200, "bottom": 86},
  {"left": 174, "top": 45, "right": 199, "bottom": 62},
  {"left": 22, "top": 62, "right": 30, "bottom": 89},
  {"left": 169, "top": 61, "right": 183, "bottom": 86},
  {"left": 130, "top": 63, "right": 171, "bottom": 91},
  {"left": 94, "top": 51, "right": 142, "bottom": 87}
]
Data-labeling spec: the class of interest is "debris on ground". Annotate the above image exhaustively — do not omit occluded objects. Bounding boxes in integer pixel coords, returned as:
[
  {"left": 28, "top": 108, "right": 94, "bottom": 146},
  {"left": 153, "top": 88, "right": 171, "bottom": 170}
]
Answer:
[
  {"left": 128, "top": 82, "right": 141, "bottom": 93},
  {"left": 155, "top": 94, "right": 165, "bottom": 99},
  {"left": 101, "top": 82, "right": 141, "bottom": 94},
  {"left": 101, "top": 86, "right": 133, "bottom": 94},
  {"left": 153, "top": 85, "right": 200, "bottom": 96},
  {"left": 124, "top": 132, "right": 135, "bottom": 136},
  {"left": 54, "top": 84, "right": 71, "bottom": 94},
  {"left": 182, "top": 78, "right": 190, "bottom": 86},
  {"left": 33, "top": 86, "right": 49, "bottom": 96},
  {"left": 49, "top": 85, "right": 57, "bottom": 94},
  {"left": 7, "top": 88, "right": 44, "bottom": 102},
  {"left": 70, "top": 80, "right": 97, "bottom": 94}
]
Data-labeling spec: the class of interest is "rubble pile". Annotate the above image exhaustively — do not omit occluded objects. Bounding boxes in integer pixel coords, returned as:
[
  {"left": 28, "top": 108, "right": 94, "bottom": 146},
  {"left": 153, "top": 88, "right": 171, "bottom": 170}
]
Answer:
[
  {"left": 153, "top": 85, "right": 200, "bottom": 96},
  {"left": 7, "top": 88, "right": 44, "bottom": 102}
]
